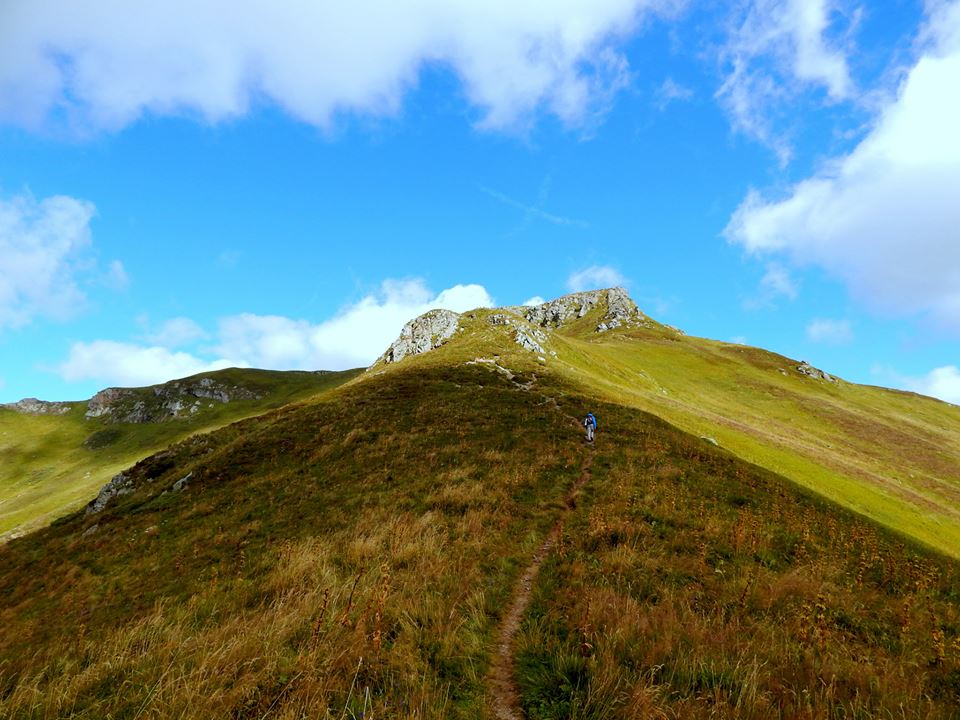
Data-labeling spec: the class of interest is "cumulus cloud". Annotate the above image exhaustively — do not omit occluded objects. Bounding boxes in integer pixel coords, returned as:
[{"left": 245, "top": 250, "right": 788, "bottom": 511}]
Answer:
[
  {"left": 726, "top": 1, "right": 960, "bottom": 327},
  {"left": 806, "top": 318, "right": 852, "bottom": 344},
  {"left": 59, "top": 340, "right": 240, "bottom": 387},
  {"left": 903, "top": 365, "right": 960, "bottom": 406},
  {"left": 56, "top": 279, "right": 495, "bottom": 388},
  {"left": 567, "top": 265, "right": 626, "bottom": 292},
  {"left": 523, "top": 296, "right": 547, "bottom": 307},
  {"left": 717, "top": 0, "right": 856, "bottom": 158},
  {"left": 0, "top": 192, "right": 96, "bottom": 329},
  {"left": 0, "top": 0, "right": 685, "bottom": 135},
  {"left": 215, "top": 279, "right": 494, "bottom": 369}
]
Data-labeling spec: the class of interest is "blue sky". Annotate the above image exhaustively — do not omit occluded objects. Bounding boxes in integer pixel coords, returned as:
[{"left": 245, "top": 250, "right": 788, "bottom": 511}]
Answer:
[{"left": 1, "top": 0, "right": 958, "bottom": 404}]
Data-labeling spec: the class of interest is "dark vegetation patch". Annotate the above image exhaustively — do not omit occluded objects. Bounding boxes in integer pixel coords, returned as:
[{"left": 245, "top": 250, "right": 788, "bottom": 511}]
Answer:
[{"left": 82, "top": 427, "right": 123, "bottom": 449}]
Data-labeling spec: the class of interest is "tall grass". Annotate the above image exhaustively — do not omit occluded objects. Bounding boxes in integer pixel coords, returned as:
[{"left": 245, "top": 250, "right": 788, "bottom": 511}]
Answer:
[{"left": 516, "top": 399, "right": 960, "bottom": 719}]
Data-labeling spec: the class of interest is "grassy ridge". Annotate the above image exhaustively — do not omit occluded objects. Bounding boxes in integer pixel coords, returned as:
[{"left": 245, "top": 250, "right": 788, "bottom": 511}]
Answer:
[
  {"left": 0, "top": 363, "right": 587, "bottom": 717},
  {"left": 0, "top": 368, "right": 362, "bottom": 539}
]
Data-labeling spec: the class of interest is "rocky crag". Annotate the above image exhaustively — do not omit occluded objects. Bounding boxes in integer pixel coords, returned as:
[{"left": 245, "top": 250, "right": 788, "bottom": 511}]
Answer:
[
  {"left": 85, "top": 377, "right": 263, "bottom": 423},
  {"left": 379, "top": 287, "right": 655, "bottom": 365},
  {"left": 1, "top": 398, "right": 73, "bottom": 415}
]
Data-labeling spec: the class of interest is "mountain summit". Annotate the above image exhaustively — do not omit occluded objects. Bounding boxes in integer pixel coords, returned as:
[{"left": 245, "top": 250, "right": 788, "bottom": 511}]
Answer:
[{"left": 379, "top": 287, "right": 663, "bottom": 365}]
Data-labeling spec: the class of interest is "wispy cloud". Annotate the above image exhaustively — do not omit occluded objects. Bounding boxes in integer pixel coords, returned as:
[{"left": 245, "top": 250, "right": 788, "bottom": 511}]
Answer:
[
  {"left": 744, "top": 261, "right": 797, "bottom": 309},
  {"left": 567, "top": 265, "right": 626, "bottom": 292},
  {"left": 479, "top": 181, "right": 589, "bottom": 229},
  {"left": 655, "top": 76, "right": 694, "bottom": 109},
  {"left": 806, "top": 318, "right": 853, "bottom": 344}
]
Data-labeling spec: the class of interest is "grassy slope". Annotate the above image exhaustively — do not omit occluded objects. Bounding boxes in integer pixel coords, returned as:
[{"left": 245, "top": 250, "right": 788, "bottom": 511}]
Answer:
[
  {"left": 1, "top": 312, "right": 960, "bottom": 717},
  {"left": 0, "top": 368, "right": 362, "bottom": 539},
  {"left": 545, "top": 319, "right": 960, "bottom": 557}
]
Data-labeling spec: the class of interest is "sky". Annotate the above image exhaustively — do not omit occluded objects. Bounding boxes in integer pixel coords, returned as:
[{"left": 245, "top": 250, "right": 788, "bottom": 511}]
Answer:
[{"left": 1, "top": 0, "right": 958, "bottom": 405}]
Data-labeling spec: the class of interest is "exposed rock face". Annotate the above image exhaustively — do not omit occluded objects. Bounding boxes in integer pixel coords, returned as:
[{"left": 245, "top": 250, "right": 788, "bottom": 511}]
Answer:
[
  {"left": 2, "top": 398, "right": 72, "bottom": 415},
  {"left": 521, "top": 287, "right": 647, "bottom": 333},
  {"left": 86, "top": 471, "right": 134, "bottom": 514},
  {"left": 85, "top": 377, "right": 262, "bottom": 423},
  {"left": 380, "top": 309, "right": 461, "bottom": 363},
  {"left": 797, "top": 361, "right": 836, "bottom": 383},
  {"left": 488, "top": 313, "right": 553, "bottom": 356},
  {"left": 378, "top": 288, "right": 654, "bottom": 365}
]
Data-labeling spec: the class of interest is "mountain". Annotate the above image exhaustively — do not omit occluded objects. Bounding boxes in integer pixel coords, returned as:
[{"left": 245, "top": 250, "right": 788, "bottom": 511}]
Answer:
[
  {"left": 0, "top": 367, "right": 362, "bottom": 540},
  {"left": 1, "top": 288, "right": 959, "bottom": 719}
]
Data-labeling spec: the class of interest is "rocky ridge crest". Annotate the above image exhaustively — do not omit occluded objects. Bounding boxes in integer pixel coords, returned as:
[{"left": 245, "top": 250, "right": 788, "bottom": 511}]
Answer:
[
  {"left": 85, "top": 377, "right": 263, "bottom": 424},
  {"left": 379, "top": 287, "right": 650, "bottom": 365},
  {"left": 2, "top": 398, "right": 73, "bottom": 416}
]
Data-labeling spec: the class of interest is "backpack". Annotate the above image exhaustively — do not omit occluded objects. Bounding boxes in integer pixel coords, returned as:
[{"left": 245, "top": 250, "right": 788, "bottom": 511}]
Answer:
[{"left": 587, "top": 413, "right": 597, "bottom": 429}]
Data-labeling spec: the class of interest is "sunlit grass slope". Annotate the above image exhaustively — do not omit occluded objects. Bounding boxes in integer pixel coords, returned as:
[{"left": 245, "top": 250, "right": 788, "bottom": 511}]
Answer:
[
  {"left": 0, "top": 368, "right": 361, "bottom": 539},
  {"left": 543, "top": 308, "right": 960, "bottom": 557},
  {"left": 1, "top": 329, "right": 959, "bottom": 718}
]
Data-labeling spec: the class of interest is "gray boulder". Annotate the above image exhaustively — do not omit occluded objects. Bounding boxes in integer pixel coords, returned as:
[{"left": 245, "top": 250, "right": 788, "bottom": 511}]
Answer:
[{"left": 797, "top": 361, "right": 836, "bottom": 382}]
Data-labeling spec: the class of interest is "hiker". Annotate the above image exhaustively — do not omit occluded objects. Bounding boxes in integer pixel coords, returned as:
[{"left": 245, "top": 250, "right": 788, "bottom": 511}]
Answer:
[{"left": 583, "top": 412, "right": 597, "bottom": 443}]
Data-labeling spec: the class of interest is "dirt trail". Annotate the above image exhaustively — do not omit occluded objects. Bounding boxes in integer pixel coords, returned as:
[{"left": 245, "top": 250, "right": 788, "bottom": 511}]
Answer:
[{"left": 488, "top": 437, "right": 595, "bottom": 720}]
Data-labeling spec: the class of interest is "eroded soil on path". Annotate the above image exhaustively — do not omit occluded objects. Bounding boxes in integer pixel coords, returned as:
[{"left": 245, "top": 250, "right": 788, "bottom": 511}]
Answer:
[{"left": 488, "top": 440, "right": 595, "bottom": 720}]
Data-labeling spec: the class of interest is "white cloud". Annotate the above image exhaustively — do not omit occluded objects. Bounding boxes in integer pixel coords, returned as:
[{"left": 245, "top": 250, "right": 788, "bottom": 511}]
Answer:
[
  {"left": 806, "top": 318, "right": 852, "bottom": 344},
  {"left": 523, "top": 296, "right": 547, "bottom": 306},
  {"left": 730, "top": 335, "right": 748, "bottom": 344},
  {"left": 760, "top": 262, "right": 797, "bottom": 299},
  {"left": 144, "top": 317, "right": 207, "bottom": 347},
  {"left": 655, "top": 76, "right": 693, "bottom": 108},
  {"left": 59, "top": 340, "right": 241, "bottom": 387},
  {"left": 215, "top": 279, "right": 494, "bottom": 370},
  {"left": 726, "top": 2, "right": 960, "bottom": 327},
  {"left": 717, "top": 0, "right": 855, "bottom": 158},
  {"left": 0, "top": 0, "right": 685, "bottom": 135},
  {"left": 105, "top": 259, "right": 129, "bottom": 290},
  {"left": 904, "top": 365, "right": 960, "bottom": 406},
  {"left": 0, "top": 192, "right": 96, "bottom": 329},
  {"left": 56, "top": 279, "right": 496, "bottom": 389},
  {"left": 567, "top": 265, "right": 626, "bottom": 292}
]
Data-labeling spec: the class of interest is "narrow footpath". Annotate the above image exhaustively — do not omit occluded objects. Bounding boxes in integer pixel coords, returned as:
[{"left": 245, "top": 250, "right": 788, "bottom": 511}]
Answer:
[{"left": 488, "top": 438, "right": 596, "bottom": 720}]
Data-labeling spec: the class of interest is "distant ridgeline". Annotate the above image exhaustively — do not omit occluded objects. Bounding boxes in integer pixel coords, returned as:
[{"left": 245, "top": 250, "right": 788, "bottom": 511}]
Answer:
[{"left": 2, "top": 370, "right": 341, "bottom": 424}]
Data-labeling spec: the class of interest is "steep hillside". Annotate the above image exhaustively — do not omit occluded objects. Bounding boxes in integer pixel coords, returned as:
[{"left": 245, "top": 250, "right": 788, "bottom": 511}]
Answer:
[
  {"left": 0, "top": 367, "right": 361, "bottom": 540},
  {"left": 2, "top": 290, "right": 960, "bottom": 718},
  {"left": 375, "top": 288, "right": 960, "bottom": 557}
]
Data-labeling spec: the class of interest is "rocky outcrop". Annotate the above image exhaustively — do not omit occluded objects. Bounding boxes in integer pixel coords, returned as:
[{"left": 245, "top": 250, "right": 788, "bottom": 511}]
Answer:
[
  {"left": 378, "top": 288, "right": 654, "bottom": 365},
  {"left": 2, "top": 398, "right": 73, "bottom": 415},
  {"left": 489, "top": 312, "right": 553, "bottom": 356},
  {"left": 85, "top": 377, "right": 262, "bottom": 423},
  {"left": 520, "top": 287, "right": 648, "bottom": 333},
  {"left": 86, "top": 471, "right": 135, "bottom": 514},
  {"left": 380, "top": 309, "right": 461, "bottom": 363},
  {"left": 797, "top": 361, "right": 836, "bottom": 383}
]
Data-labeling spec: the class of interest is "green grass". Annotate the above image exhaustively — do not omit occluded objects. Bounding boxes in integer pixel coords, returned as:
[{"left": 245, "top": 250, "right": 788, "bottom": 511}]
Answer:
[
  {"left": 0, "top": 367, "right": 362, "bottom": 539},
  {"left": 542, "top": 322, "right": 960, "bottom": 557}
]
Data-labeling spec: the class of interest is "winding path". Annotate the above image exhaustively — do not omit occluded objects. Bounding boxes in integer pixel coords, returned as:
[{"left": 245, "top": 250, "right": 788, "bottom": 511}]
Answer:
[{"left": 488, "top": 437, "right": 595, "bottom": 720}]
